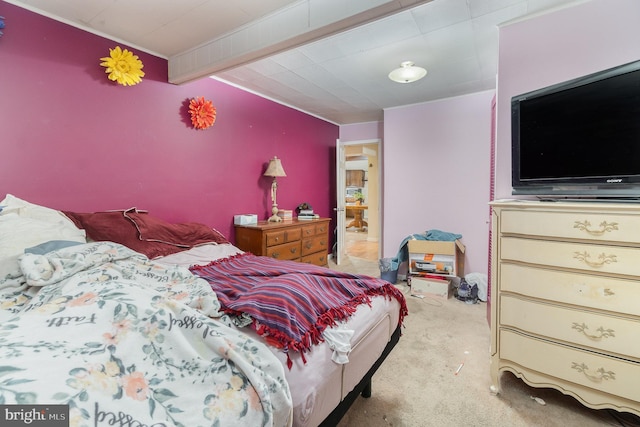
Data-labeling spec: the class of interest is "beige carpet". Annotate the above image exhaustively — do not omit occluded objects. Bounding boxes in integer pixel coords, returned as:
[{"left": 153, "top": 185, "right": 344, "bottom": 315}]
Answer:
[{"left": 327, "top": 256, "right": 640, "bottom": 427}]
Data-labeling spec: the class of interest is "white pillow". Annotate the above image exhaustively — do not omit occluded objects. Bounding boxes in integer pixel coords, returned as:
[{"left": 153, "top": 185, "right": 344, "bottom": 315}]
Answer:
[
  {"left": 0, "top": 214, "right": 87, "bottom": 260},
  {"left": 0, "top": 193, "right": 76, "bottom": 224}
]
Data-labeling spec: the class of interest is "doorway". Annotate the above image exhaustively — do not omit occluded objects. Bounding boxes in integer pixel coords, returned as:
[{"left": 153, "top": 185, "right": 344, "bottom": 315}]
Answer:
[{"left": 344, "top": 142, "right": 379, "bottom": 262}]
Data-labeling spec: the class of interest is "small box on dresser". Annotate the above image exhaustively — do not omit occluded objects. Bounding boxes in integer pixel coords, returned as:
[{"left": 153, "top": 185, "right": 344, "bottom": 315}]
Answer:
[
  {"left": 490, "top": 200, "right": 640, "bottom": 417},
  {"left": 234, "top": 217, "right": 330, "bottom": 266},
  {"left": 233, "top": 214, "right": 258, "bottom": 225}
]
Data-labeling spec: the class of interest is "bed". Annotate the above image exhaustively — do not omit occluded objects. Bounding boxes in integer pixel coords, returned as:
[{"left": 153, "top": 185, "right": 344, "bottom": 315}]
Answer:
[{"left": 0, "top": 194, "right": 407, "bottom": 427}]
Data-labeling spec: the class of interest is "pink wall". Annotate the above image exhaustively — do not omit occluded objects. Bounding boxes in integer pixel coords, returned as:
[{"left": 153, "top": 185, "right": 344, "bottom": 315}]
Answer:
[
  {"left": 494, "top": 0, "right": 640, "bottom": 199},
  {"left": 339, "top": 122, "right": 383, "bottom": 141},
  {"left": 0, "top": 3, "right": 338, "bottom": 242},
  {"left": 382, "top": 91, "right": 495, "bottom": 275}
]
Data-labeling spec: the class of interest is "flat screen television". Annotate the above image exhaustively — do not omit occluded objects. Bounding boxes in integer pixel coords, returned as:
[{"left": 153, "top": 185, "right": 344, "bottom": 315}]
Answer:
[{"left": 511, "top": 59, "right": 640, "bottom": 199}]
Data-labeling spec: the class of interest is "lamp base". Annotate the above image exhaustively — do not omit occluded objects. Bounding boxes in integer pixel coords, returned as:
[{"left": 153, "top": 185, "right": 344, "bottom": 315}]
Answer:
[
  {"left": 268, "top": 204, "right": 282, "bottom": 222},
  {"left": 268, "top": 214, "right": 282, "bottom": 222}
]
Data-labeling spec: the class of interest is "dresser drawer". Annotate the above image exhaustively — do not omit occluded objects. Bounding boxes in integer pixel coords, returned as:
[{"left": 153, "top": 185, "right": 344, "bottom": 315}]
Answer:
[
  {"left": 301, "top": 251, "right": 328, "bottom": 266},
  {"left": 501, "top": 209, "right": 639, "bottom": 244},
  {"left": 301, "top": 235, "right": 328, "bottom": 256},
  {"left": 315, "top": 221, "right": 329, "bottom": 235},
  {"left": 500, "top": 295, "right": 640, "bottom": 359},
  {"left": 500, "top": 329, "right": 640, "bottom": 403},
  {"left": 301, "top": 222, "right": 329, "bottom": 237},
  {"left": 301, "top": 223, "right": 318, "bottom": 237},
  {"left": 266, "top": 228, "right": 301, "bottom": 246},
  {"left": 265, "top": 241, "right": 301, "bottom": 261},
  {"left": 500, "top": 237, "right": 640, "bottom": 277},
  {"left": 500, "top": 264, "right": 640, "bottom": 316}
]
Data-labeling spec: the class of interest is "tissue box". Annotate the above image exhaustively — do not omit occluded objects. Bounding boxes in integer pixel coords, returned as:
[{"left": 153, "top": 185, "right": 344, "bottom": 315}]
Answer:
[{"left": 234, "top": 214, "right": 258, "bottom": 225}]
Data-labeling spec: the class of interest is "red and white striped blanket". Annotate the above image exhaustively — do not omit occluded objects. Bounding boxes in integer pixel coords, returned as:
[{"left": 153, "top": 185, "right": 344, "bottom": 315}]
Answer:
[{"left": 190, "top": 253, "right": 408, "bottom": 368}]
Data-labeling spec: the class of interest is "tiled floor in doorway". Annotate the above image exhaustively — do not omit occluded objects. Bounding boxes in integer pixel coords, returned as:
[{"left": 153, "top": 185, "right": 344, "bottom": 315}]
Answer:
[{"left": 345, "top": 229, "right": 377, "bottom": 261}]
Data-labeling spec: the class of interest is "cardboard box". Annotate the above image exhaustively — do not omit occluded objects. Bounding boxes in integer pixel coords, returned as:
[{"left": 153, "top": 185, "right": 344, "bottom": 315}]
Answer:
[
  {"left": 234, "top": 214, "right": 258, "bottom": 225},
  {"left": 410, "top": 276, "right": 452, "bottom": 299},
  {"left": 407, "top": 239, "right": 465, "bottom": 277}
]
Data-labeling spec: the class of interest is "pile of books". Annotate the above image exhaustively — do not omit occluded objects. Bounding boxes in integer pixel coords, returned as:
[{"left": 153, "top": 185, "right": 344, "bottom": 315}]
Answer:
[
  {"left": 298, "top": 208, "right": 315, "bottom": 220},
  {"left": 277, "top": 209, "right": 293, "bottom": 221}
]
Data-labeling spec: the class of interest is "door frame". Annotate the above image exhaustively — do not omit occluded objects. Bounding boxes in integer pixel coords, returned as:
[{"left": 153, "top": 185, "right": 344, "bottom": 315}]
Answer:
[
  {"left": 335, "top": 140, "right": 346, "bottom": 265},
  {"left": 335, "top": 138, "right": 381, "bottom": 265}
]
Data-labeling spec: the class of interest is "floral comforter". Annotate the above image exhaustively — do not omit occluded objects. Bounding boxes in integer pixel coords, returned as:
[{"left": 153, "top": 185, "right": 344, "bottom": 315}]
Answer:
[{"left": 0, "top": 242, "right": 292, "bottom": 427}]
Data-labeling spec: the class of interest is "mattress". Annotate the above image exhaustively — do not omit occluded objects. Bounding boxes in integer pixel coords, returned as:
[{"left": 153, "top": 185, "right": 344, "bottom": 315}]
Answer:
[{"left": 157, "top": 243, "right": 402, "bottom": 426}]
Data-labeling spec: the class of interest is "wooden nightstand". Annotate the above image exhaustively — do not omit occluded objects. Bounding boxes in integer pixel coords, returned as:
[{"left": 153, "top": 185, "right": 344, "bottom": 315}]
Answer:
[{"left": 234, "top": 218, "right": 331, "bottom": 266}]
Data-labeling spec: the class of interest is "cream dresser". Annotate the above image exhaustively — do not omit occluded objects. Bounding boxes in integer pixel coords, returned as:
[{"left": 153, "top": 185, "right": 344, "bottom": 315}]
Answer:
[{"left": 490, "top": 200, "right": 640, "bottom": 416}]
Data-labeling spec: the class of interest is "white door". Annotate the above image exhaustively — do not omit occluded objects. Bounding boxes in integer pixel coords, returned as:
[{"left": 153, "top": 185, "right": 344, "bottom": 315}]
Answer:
[{"left": 335, "top": 140, "right": 346, "bottom": 265}]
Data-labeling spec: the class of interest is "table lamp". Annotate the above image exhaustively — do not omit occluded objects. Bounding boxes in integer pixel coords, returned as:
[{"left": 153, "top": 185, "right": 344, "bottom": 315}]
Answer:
[{"left": 264, "top": 156, "right": 287, "bottom": 222}]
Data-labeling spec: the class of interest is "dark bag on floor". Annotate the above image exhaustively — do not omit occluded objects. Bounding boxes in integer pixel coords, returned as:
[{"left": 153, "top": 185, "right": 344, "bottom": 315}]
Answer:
[{"left": 456, "top": 278, "right": 478, "bottom": 304}]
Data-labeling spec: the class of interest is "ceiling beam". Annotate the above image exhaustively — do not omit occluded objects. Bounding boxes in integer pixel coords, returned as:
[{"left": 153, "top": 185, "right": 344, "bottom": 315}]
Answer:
[{"left": 168, "top": 0, "right": 433, "bottom": 84}]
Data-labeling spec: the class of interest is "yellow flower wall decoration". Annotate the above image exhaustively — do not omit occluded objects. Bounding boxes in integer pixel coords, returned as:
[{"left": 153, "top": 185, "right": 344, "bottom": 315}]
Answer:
[
  {"left": 100, "top": 46, "right": 145, "bottom": 86},
  {"left": 189, "top": 97, "right": 217, "bottom": 130}
]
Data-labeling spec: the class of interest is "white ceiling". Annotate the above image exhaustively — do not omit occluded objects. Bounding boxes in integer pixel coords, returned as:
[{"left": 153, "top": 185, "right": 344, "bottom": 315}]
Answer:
[{"left": 7, "top": 0, "right": 582, "bottom": 124}]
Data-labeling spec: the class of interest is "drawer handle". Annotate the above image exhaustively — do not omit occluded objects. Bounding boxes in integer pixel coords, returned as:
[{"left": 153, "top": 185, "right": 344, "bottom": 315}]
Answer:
[
  {"left": 271, "top": 252, "right": 280, "bottom": 259},
  {"left": 290, "top": 247, "right": 298, "bottom": 254},
  {"left": 573, "top": 251, "right": 617, "bottom": 268},
  {"left": 573, "top": 220, "right": 618, "bottom": 236},
  {"left": 571, "top": 322, "right": 615, "bottom": 341},
  {"left": 571, "top": 362, "right": 616, "bottom": 383}
]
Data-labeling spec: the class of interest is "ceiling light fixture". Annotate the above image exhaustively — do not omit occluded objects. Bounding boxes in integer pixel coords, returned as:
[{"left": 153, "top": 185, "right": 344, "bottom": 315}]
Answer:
[{"left": 388, "top": 61, "right": 427, "bottom": 83}]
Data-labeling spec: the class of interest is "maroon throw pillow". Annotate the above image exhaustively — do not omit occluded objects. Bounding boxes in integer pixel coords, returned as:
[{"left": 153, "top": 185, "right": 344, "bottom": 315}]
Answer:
[{"left": 63, "top": 209, "right": 228, "bottom": 259}]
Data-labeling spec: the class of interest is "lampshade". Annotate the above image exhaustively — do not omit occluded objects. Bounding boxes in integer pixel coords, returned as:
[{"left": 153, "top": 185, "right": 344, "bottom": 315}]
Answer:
[
  {"left": 388, "top": 61, "right": 427, "bottom": 83},
  {"left": 264, "top": 156, "right": 287, "bottom": 177}
]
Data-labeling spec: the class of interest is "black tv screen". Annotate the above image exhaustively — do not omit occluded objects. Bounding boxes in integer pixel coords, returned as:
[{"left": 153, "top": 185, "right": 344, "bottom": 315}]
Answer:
[{"left": 511, "top": 59, "right": 640, "bottom": 198}]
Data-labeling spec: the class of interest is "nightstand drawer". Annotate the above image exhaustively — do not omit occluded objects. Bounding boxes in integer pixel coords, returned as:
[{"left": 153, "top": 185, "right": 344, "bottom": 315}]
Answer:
[
  {"left": 266, "top": 241, "right": 301, "bottom": 261},
  {"left": 302, "top": 235, "right": 328, "bottom": 256}
]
